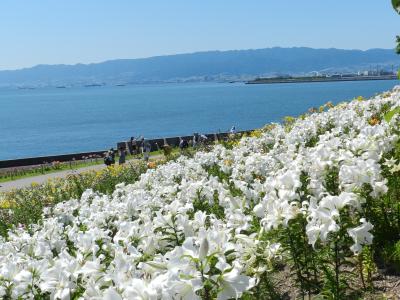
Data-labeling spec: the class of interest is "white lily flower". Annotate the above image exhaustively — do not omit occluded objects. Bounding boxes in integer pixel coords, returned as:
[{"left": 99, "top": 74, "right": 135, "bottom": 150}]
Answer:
[
  {"left": 0, "top": 87, "right": 398, "bottom": 298},
  {"left": 215, "top": 268, "right": 252, "bottom": 300},
  {"left": 347, "top": 218, "right": 374, "bottom": 254}
]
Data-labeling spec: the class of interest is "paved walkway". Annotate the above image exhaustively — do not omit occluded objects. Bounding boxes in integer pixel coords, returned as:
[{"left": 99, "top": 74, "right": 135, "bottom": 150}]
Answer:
[{"left": 0, "top": 156, "right": 161, "bottom": 193}]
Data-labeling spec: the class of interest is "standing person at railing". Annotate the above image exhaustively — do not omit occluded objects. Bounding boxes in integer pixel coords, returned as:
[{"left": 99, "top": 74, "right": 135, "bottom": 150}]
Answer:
[
  {"left": 138, "top": 136, "right": 144, "bottom": 157},
  {"left": 143, "top": 139, "right": 151, "bottom": 162},
  {"left": 179, "top": 138, "right": 189, "bottom": 152},
  {"left": 118, "top": 146, "right": 126, "bottom": 165},
  {"left": 128, "top": 137, "right": 134, "bottom": 155},
  {"left": 192, "top": 132, "right": 199, "bottom": 149},
  {"left": 131, "top": 137, "right": 138, "bottom": 155},
  {"left": 179, "top": 138, "right": 189, "bottom": 156}
]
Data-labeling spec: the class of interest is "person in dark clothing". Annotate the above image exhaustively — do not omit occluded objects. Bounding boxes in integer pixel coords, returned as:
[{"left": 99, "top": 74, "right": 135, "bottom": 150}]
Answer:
[
  {"left": 179, "top": 138, "right": 189, "bottom": 155},
  {"left": 179, "top": 138, "right": 189, "bottom": 150},
  {"left": 143, "top": 140, "right": 151, "bottom": 161},
  {"left": 192, "top": 133, "right": 199, "bottom": 149},
  {"left": 104, "top": 148, "right": 115, "bottom": 166},
  {"left": 104, "top": 152, "right": 111, "bottom": 166},
  {"left": 131, "top": 137, "right": 137, "bottom": 155},
  {"left": 119, "top": 146, "right": 126, "bottom": 165},
  {"left": 110, "top": 148, "right": 115, "bottom": 164},
  {"left": 128, "top": 137, "right": 134, "bottom": 155},
  {"left": 138, "top": 136, "right": 144, "bottom": 157}
]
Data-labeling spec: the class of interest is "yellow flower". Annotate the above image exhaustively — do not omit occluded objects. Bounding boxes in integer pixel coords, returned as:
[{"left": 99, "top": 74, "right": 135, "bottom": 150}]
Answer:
[
  {"left": 325, "top": 101, "right": 334, "bottom": 108},
  {"left": 224, "top": 159, "right": 233, "bottom": 166},
  {"left": 262, "top": 124, "right": 276, "bottom": 132},
  {"left": 250, "top": 130, "right": 262, "bottom": 138},
  {"left": 0, "top": 199, "right": 14, "bottom": 209},
  {"left": 284, "top": 116, "right": 295, "bottom": 123},
  {"left": 147, "top": 161, "right": 157, "bottom": 169},
  {"left": 368, "top": 117, "right": 380, "bottom": 126},
  {"left": 308, "top": 107, "right": 317, "bottom": 113}
]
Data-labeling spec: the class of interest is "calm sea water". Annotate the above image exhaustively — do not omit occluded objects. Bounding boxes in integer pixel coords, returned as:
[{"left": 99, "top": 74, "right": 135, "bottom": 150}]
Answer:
[{"left": 0, "top": 80, "right": 398, "bottom": 160}]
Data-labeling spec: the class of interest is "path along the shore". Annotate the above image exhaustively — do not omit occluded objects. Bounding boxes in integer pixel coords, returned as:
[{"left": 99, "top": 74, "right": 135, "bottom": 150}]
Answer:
[{"left": 0, "top": 156, "right": 161, "bottom": 193}]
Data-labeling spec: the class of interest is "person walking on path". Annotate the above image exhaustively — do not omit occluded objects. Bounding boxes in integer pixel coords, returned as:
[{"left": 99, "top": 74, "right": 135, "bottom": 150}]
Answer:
[{"left": 118, "top": 146, "right": 126, "bottom": 165}]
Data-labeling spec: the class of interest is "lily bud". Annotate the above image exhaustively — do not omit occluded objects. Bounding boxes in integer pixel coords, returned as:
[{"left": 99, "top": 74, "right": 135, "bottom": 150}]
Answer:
[{"left": 199, "top": 237, "right": 209, "bottom": 260}]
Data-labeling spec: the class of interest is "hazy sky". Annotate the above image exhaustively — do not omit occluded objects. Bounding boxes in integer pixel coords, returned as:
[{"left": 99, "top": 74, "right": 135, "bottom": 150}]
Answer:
[{"left": 0, "top": 1, "right": 398, "bottom": 70}]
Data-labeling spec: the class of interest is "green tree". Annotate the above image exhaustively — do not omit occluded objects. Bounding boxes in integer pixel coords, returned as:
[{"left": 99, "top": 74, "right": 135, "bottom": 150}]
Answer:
[
  {"left": 394, "top": 0, "right": 400, "bottom": 12},
  {"left": 393, "top": 0, "right": 400, "bottom": 54}
]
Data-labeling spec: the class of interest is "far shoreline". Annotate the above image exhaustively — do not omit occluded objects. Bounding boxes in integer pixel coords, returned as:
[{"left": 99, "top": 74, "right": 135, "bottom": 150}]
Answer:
[{"left": 246, "top": 75, "right": 398, "bottom": 85}]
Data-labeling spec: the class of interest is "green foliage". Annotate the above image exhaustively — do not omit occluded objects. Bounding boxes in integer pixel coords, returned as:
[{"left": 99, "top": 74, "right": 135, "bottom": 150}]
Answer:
[
  {"left": 241, "top": 272, "right": 281, "bottom": 300},
  {"left": 282, "top": 216, "right": 321, "bottom": 298},
  {"left": 393, "top": 0, "right": 400, "bottom": 14},
  {"left": 283, "top": 116, "right": 296, "bottom": 132},
  {"left": 324, "top": 167, "right": 340, "bottom": 196},
  {"left": 191, "top": 188, "right": 225, "bottom": 220},
  {"left": 305, "top": 135, "right": 319, "bottom": 148},
  {"left": 319, "top": 213, "right": 358, "bottom": 299},
  {"left": 393, "top": 0, "right": 400, "bottom": 54},
  {"left": 154, "top": 213, "right": 185, "bottom": 251},
  {"left": 219, "top": 134, "right": 242, "bottom": 150},
  {"left": 392, "top": 240, "right": 400, "bottom": 263},
  {"left": 364, "top": 144, "right": 400, "bottom": 249},
  {"left": 384, "top": 106, "right": 400, "bottom": 123},
  {"left": 359, "top": 246, "right": 376, "bottom": 291},
  {"left": 397, "top": 36, "right": 400, "bottom": 55},
  {"left": 206, "top": 164, "right": 231, "bottom": 183},
  {"left": 382, "top": 240, "right": 400, "bottom": 273}
]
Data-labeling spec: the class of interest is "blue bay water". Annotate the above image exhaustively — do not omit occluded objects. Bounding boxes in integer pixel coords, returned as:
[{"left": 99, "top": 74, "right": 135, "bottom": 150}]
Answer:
[{"left": 0, "top": 80, "right": 398, "bottom": 160}]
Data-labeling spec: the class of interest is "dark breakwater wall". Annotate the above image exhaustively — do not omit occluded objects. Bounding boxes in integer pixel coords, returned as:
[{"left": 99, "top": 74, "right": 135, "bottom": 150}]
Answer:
[{"left": 0, "top": 130, "right": 250, "bottom": 169}]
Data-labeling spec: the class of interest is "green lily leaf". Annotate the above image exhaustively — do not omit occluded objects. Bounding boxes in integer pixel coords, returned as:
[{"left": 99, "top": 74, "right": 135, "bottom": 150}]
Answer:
[
  {"left": 393, "top": 0, "right": 400, "bottom": 14},
  {"left": 384, "top": 106, "right": 400, "bottom": 123}
]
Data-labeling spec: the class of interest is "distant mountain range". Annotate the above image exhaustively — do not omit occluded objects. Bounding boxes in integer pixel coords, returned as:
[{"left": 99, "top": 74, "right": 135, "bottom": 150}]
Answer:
[{"left": 1, "top": 47, "right": 399, "bottom": 87}]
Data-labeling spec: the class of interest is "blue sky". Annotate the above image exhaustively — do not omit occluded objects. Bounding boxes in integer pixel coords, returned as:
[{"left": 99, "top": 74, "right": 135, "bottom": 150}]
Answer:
[{"left": 0, "top": 1, "right": 398, "bottom": 70}]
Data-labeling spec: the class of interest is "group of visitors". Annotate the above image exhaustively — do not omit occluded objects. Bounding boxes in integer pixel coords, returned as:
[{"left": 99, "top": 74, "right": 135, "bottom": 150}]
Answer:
[
  {"left": 104, "top": 135, "right": 153, "bottom": 166},
  {"left": 104, "top": 147, "right": 127, "bottom": 166},
  {"left": 104, "top": 126, "right": 238, "bottom": 166},
  {"left": 127, "top": 136, "right": 151, "bottom": 159}
]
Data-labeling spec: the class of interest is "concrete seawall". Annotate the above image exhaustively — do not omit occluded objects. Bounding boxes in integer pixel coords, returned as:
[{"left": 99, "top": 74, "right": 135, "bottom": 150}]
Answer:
[
  {"left": 246, "top": 76, "right": 398, "bottom": 85},
  {"left": 0, "top": 130, "right": 251, "bottom": 169}
]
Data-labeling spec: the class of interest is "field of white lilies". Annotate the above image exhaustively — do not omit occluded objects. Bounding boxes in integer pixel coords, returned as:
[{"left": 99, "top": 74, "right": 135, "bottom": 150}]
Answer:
[{"left": 1, "top": 87, "right": 400, "bottom": 299}]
